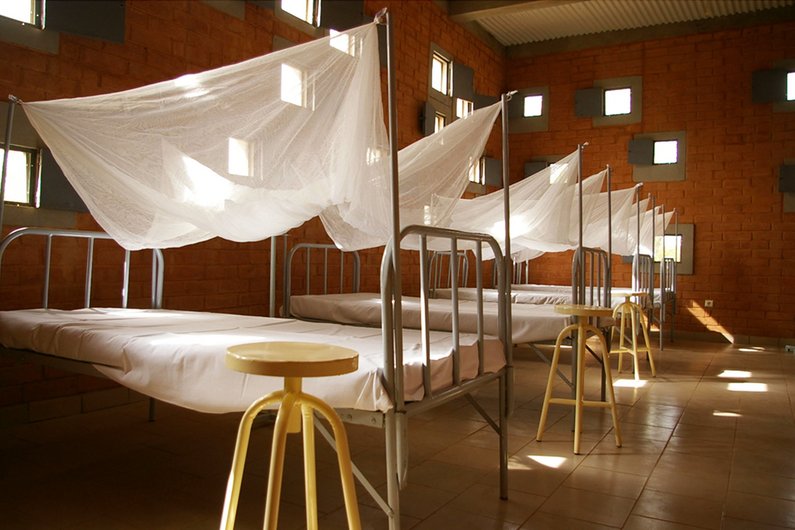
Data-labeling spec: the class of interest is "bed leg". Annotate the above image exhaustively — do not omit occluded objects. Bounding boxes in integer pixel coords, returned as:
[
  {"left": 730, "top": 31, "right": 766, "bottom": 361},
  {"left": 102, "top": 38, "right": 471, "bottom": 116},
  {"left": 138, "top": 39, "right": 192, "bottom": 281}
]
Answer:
[
  {"left": 385, "top": 412, "right": 401, "bottom": 530},
  {"left": 499, "top": 372, "right": 508, "bottom": 500},
  {"left": 148, "top": 397, "right": 156, "bottom": 422}
]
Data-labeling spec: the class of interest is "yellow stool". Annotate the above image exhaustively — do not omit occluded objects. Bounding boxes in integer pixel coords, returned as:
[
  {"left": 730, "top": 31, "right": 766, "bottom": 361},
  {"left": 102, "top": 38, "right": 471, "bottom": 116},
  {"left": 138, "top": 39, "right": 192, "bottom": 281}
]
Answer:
[
  {"left": 220, "top": 341, "right": 361, "bottom": 530},
  {"left": 536, "top": 304, "right": 622, "bottom": 454},
  {"left": 611, "top": 293, "right": 655, "bottom": 381}
]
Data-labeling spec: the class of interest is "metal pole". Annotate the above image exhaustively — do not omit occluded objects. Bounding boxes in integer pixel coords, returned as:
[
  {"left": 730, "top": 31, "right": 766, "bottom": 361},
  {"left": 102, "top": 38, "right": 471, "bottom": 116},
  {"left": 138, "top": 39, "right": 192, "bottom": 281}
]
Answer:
[
  {"left": 1, "top": 96, "right": 20, "bottom": 232},
  {"left": 269, "top": 237, "right": 276, "bottom": 317},
  {"left": 606, "top": 165, "right": 612, "bottom": 305},
  {"left": 500, "top": 91, "right": 514, "bottom": 423}
]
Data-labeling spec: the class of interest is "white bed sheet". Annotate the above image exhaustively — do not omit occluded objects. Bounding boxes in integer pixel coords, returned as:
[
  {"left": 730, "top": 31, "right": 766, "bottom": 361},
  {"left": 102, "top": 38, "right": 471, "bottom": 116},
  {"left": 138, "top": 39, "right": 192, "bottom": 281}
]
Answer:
[
  {"left": 288, "top": 293, "right": 570, "bottom": 344},
  {"left": 434, "top": 285, "right": 659, "bottom": 307},
  {"left": 0, "top": 308, "right": 505, "bottom": 414}
]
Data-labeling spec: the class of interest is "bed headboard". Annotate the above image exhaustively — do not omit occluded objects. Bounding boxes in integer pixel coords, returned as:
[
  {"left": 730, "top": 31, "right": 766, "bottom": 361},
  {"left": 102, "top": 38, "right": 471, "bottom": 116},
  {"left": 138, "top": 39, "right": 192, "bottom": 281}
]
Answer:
[
  {"left": 632, "top": 253, "right": 654, "bottom": 303},
  {"left": 571, "top": 246, "right": 610, "bottom": 307},
  {"left": 283, "top": 242, "right": 360, "bottom": 317},
  {"left": 428, "top": 250, "right": 470, "bottom": 293},
  {"left": 0, "top": 227, "right": 164, "bottom": 309}
]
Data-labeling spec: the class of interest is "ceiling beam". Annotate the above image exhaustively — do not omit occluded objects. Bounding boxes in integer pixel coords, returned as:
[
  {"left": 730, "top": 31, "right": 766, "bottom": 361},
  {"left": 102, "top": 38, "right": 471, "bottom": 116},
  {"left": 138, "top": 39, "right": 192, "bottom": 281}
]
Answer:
[{"left": 447, "top": 0, "right": 585, "bottom": 23}]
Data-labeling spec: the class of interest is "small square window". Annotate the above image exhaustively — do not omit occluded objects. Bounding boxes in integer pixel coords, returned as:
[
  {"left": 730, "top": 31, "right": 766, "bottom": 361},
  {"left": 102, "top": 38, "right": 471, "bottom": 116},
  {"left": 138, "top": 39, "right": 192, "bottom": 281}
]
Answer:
[
  {"left": 653, "top": 140, "right": 678, "bottom": 165},
  {"left": 468, "top": 158, "right": 485, "bottom": 185},
  {"left": 2, "top": 146, "right": 36, "bottom": 205},
  {"left": 788, "top": 71, "right": 795, "bottom": 101},
  {"left": 280, "top": 63, "right": 305, "bottom": 107},
  {"left": 227, "top": 138, "right": 250, "bottom": 177},
  {"left": 654, "top": 234, "right": 682, "bottom": 263},
  {"left": 604, "top": 87, "right": 631, "bottom": 116},
  {"left": 0, "top": 0, "right": 36, "bottom": 25},
  {"left": 431, "top": 53, "right": 451, "bottom": 96},
  {"left": 456, "top": 98, "right": 473, "bottom": 119},
  {"left": 523, "top": 95, "right": 543, "bottom": 117},
  {"left": 434, "top": 113, "right": 446, "bottom": 133},
  {"left": 281, "top": 0, "right": 315, "bottom": 25}
]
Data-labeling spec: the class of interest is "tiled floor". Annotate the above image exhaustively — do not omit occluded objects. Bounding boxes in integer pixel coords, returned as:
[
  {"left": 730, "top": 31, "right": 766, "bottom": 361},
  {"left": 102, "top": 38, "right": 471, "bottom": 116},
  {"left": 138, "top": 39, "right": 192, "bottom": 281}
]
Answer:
[{"left": 2, "top": 338, "right": 795, "bottom": 529}]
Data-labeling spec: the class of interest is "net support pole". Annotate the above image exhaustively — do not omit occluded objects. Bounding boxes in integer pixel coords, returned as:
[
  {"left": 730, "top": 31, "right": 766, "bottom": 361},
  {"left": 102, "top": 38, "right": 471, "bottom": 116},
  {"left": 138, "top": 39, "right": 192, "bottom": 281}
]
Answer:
[
  {"left": 606, "top": 165, "right": 612, "bottom": 304},
  {"left": 269, "top": 237, "right": 277, "bottom": 317},
  {"left": 1, "top": 96, "right": 20, "bottom": 234},
  {"left": 499, "top": 90, "right": 514, "bottom": 501}
]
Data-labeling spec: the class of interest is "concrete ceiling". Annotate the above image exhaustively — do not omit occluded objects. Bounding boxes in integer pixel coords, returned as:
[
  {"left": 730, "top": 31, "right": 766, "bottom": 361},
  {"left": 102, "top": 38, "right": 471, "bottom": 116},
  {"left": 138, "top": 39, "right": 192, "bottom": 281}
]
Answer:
[{"left": 445, "top": 0, "right": 795, "bottom": 55}]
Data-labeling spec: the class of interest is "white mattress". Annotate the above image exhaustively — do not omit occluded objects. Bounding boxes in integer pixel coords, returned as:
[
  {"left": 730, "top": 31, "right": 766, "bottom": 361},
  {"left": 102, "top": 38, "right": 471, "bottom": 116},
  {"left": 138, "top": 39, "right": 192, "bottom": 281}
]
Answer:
[
  {"left": 434, "top": 285, "right": 660, "bottom": 307},
  {"left": 0, "top": 308, "right": 505, "bottom": 414},
  {"left": 288, "top": 293, "right": 570, "bottom": 344}
]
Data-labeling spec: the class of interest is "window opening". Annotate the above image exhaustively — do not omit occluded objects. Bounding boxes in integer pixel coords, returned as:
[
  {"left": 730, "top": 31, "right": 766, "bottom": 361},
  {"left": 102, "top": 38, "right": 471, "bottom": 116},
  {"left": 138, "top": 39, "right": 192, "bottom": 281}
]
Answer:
[
  {"left": 434, "top": 113, "right": 446, "bottom": 133},
  {"left": 455, "top": 98, "right": 473, "bottom": 119},
  {"left": 227, "top": 138, "right": 250, "bottom": 177},
  {"left": 468, "top": 158, "right": 485, "bottom": 186},
  {"left": 431, "top": 52, "right": 451, "bottom": 96},
  {"left": 281, "top": 0, "right": 315, "bottom": 25},
  {"left": 653, "top": 140, "right": 678, "bottom": 165},
  {"left": 0, "top": 0, "right": 38, "bottom": 25},
  {"left": 280, "top": 63, "right": 305, "bottom": 107},
  {"left": 1, "top": 145, "right": 37, "bottom": 205},
  {"left": 329, "top": 29, "right": 356, "bottom": 56},
  {"left": 654, "top": 234, "right": 681, "bottom": 263},
  {"left": 604, "top": 87, "right": 631, "bottom": 116},
  {"left": 523, "top": 94, "right": 543, "bottom": 117},
  {"left": 788, "top": 71, "right": 795, "bottom": 101}
]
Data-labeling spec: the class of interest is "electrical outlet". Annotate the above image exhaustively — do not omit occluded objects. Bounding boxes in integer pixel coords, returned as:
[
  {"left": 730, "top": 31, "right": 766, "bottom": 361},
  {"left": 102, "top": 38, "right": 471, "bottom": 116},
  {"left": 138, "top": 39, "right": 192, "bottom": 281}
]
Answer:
[
  {"left": 704, "top": 300, "right": 713, "bottom": 308},
  {"left": 786, "top": 345, "right": 795, "bottom": 353}
]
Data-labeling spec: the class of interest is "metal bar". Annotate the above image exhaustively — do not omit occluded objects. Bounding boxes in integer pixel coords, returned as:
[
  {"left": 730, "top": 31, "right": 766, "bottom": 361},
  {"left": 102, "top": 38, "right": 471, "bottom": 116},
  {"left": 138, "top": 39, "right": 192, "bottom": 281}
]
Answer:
[
  {"left": 122, "top": 249, "right": 131, "bottom": 309},
  {"left": 475, "top": 243, "right": 484, "bottom": 375},
  {"left": 385, "top": 9, "right": 404, "bottom": 414},
  {"left": 606, "top": 165, "right": 612, "bottom": 305},
  {"left": 0, "top": 96, "right": 20, "bottom": 231},
  {"left": 84, "top": 238, "right": 94, "bottom": 307},
  {"left": 269, "top": 237, "right": 277, "bottom": 317},
  {"left": 339, "top": 248, "right": 344, "bottom": 294},
  {"left": 43, "top": 235, "right": 52, "bottom": 308},
  {"left": 305, "top": 246, "right": 311, "bottom": 294},
  {"left": 500, "top": 92, "right": 514, "bottom": 418},
  {"left": 450, "top": 237, "right": 460, "bottom": 386},
  {"left": 419, "top": 235, "right": 432, "bottom": 398},
  {"left": 323, "top": 247, "right": 328, "bottom": 294}
]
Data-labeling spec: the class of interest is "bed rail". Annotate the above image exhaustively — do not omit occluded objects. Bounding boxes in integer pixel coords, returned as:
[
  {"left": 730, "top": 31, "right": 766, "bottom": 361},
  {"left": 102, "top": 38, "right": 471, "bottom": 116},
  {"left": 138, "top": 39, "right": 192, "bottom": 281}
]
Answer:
[
  {"left": 283, "top": 242, "right": 360, "bottom": 317},
  {"left": 571, "top": 246, "right": 610, "bottom": 307},
  {"left": 0, "top": 227, "right": 164, "bottom": 309}
]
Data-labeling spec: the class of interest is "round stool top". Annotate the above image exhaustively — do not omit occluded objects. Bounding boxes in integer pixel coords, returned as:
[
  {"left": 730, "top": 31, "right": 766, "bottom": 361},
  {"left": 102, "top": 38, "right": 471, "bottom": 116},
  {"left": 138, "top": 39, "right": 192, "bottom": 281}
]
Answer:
[
  {"left": 226, "top": 341, "right": 358, "bottom": 378},
  {"left": 555, "top": 304, "right": 614, "bottom": 318}
]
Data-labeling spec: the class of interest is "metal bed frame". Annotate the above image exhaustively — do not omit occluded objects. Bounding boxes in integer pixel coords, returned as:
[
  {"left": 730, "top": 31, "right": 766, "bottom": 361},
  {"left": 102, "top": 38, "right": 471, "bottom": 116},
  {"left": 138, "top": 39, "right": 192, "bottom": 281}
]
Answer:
[
  {"left": 0, "top": 227, "right": 165, "bottom": 420},
  {"left": 282, "top": 242, "right": 360, "bottom": 318}
]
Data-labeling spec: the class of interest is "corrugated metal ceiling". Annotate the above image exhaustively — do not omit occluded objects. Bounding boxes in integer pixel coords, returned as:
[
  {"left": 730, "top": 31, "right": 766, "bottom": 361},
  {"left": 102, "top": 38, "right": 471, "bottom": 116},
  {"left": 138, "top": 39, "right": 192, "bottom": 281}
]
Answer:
[{"left": 468, "top": 0, "right": 795, "bottom": 46}]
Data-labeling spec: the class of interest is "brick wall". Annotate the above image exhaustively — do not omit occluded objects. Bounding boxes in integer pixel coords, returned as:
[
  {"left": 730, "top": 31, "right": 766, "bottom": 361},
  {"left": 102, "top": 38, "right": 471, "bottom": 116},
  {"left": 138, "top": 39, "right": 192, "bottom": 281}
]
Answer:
[{"left": 507, "top": 21, "right": 795, "bottom": 342}]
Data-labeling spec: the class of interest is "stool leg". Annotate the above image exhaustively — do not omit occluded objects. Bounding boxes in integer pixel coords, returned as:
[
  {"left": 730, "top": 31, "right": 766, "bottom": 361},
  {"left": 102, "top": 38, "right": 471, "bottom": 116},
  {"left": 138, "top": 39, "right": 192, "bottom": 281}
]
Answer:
[
  {"left": 594, "top": 329, "right": 622, "bottom": 448},
  {"left": 640, "top": 308, "right": 656, "bottom": 377},
  {"left": 302, "top": 394, "right": 361, "bottom": 530},
  {"left": 537, "top": 324, "right": 576, "bottom": 442},
  {"left": 573, "top": 323, "right": 585, "bottom": 455},
  {"left": 221, "top": 391, "right": 284, "bottom": 530},
  {"left": 617, "top": 307, "right": 627, "bottom": 373},
  {"left": 263, "top": 392, "right": 299, "bottom": 530},
  {"left": 301, "top": 403, "right": 318, "bottom": 530},
  {"left": 630, "top": 307, "right": 641, "bottom": 381}
]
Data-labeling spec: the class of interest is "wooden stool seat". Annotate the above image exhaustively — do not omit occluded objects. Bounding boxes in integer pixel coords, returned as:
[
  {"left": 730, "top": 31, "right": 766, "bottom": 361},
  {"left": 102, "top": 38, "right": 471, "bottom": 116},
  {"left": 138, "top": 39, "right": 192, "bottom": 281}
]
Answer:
[
  {"left": 611, "top": 294, "right": 655, "bottom": 381},
  {"left": 226, "top": 341, "right": 358, "bottom": 378},
  {"left": 221, "top": 341, "right": 361, "bottom": 530},
  {"left": 537, "top": 305, "right": 622, "bottom": 454}
]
